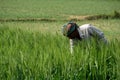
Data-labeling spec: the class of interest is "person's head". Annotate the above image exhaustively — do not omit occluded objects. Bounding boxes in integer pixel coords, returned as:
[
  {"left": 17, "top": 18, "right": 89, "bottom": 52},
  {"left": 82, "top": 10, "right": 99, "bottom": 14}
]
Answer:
[{"left": 62, "top": 22, "right": 79, "bottom": 39}]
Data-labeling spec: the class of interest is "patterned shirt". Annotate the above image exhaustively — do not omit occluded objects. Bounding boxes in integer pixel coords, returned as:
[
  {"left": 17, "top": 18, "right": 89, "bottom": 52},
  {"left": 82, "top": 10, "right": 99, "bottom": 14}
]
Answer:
[{"left": 70, "top": 24, "right": 107, "bottom": 53}]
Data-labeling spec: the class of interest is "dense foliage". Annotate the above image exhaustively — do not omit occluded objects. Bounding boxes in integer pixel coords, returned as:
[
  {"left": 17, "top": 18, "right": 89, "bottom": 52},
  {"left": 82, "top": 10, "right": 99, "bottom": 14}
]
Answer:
[{"left": 0, "top": 27, "right": 119, "bottom": 80}]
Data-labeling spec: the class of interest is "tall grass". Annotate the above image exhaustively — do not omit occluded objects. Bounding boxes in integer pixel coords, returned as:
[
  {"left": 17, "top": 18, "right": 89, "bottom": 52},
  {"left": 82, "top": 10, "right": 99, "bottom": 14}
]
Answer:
[{"left": 0, "top": 26, "right": 119, "bottom": 80}]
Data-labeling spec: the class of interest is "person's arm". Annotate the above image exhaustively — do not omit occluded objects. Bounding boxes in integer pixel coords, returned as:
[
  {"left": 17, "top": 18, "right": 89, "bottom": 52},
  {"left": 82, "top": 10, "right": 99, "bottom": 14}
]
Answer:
[{"left": 70, "top": 39, "right": 74, "bottom": 54}]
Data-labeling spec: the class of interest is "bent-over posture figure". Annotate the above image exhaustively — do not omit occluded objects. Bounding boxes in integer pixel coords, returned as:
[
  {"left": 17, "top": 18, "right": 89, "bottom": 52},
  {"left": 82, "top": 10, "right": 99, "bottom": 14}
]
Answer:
[{"left": 62, "top": 22, "right": 107, "bottom": 53}]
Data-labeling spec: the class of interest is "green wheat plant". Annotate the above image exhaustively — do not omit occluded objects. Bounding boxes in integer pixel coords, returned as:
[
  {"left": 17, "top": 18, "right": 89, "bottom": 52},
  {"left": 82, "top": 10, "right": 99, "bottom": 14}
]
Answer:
[{"left": 0, "top": 26, "right": 119, "bottom": 80}]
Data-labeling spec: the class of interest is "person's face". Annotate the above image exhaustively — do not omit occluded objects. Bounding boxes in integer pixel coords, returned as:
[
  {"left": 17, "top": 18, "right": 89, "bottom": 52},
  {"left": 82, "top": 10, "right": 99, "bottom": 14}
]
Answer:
[
  {"left": 68, "top": 30, "right": 77, "bottom": 39},
  {"left": 66, "top": 24, "right": 72, "bottom": 31},
  {"left": 66, "top": 24, "right": 77, "bottom": 39}
]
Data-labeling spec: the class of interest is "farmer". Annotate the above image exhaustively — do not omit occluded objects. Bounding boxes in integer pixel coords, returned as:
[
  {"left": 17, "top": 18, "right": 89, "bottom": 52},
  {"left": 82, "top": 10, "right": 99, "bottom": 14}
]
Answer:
[{"left": 62, "top": 22, "right": 107, "bottom": 53}]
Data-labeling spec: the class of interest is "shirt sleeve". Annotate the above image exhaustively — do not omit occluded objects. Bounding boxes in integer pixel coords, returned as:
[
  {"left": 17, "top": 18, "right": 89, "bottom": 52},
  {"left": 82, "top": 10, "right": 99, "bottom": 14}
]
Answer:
[
  {"left": 88, "top": 25, "right": 104, "bottom": 39},
  {"left": 88, "top": 25, "right": 107, "bottom": 43},
  {"left": 70, "top": 39, "right": 74, "bottom": 54}
]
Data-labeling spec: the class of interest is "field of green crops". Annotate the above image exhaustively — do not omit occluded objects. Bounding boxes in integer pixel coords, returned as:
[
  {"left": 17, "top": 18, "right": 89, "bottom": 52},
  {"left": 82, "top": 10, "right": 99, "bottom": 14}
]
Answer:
[
  {"left": 0, "top": 0, "right": 120, "bottom": 19},
  {"left": 0, "top": 0, "right": 120, "bottom": 80},
  {"left": 0, "top": 26, "right": 120, "bottom": 80}
]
